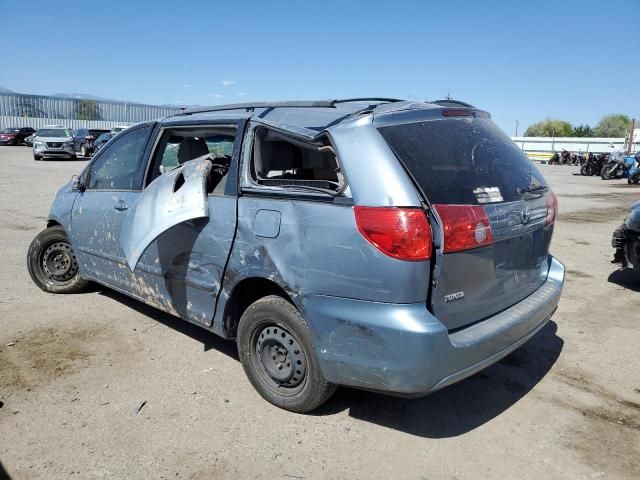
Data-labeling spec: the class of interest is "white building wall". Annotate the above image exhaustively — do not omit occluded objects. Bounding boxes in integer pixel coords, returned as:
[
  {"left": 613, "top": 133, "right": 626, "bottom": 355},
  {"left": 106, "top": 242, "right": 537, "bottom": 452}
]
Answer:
[{"left": 511, "top": 135, "right": 639, "bottom": 157}]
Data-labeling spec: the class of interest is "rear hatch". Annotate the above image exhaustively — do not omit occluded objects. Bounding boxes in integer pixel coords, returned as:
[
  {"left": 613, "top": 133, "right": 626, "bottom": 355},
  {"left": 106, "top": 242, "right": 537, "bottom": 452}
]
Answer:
[{"left": 377, "top": 110, "right": 556, "bottom": 331}]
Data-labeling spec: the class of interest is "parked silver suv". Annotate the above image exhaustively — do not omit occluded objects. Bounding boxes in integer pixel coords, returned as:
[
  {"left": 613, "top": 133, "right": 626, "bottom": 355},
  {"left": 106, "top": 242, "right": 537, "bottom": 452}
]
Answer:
[
  {"left": 27, "top": 99, "right": 565, "bottom": 412},
  {"left": 33, "top": 126, "right": 76, "bottom": 160}
]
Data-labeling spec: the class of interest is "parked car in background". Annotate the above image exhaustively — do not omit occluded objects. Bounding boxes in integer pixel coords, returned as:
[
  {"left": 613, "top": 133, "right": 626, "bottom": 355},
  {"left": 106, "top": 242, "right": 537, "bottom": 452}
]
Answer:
[
  {"left": 26, "top": 99, "right": 564, "bottom": 412},
  {"left": 92, "top": 132, "right": 114, "bottom": 153},
  {"left": 0, "top": 127, "right": 36, "bottom": 145},
  {"left": 32, "top": 127, "right": 76, "bottom": 160},
  {"left": 24, "top": 133, "right": 36, "bottom": 146},
  {"left": 72, "top": 128, "right": 110, "bottom": 157},
  {"left": 110, "top": 125, "right": 129, "bottom": 134},
  {"left": 613, "top": 200, "right": 640, "bottom": 272}
]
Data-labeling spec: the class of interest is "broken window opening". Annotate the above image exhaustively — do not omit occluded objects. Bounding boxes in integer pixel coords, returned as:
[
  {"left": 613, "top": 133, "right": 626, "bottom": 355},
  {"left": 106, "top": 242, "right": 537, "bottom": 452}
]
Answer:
[
  {"left": 250, "top": 126, "right": 343, "bottom": 194},
  {"left": 147, "top": 126, "right": 236, "bottom": 195}
]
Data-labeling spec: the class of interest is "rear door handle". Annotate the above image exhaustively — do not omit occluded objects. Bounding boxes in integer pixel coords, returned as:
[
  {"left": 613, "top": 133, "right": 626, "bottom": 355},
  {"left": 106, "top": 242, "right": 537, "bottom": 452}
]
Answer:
[{"left": 114, "top": 200, "right": 128, "bottom": 211}]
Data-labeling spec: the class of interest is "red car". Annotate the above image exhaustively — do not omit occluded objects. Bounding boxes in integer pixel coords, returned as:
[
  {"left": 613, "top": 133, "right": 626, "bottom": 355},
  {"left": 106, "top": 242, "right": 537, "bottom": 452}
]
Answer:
[{"left": 0, "top": 127, "right": 36, "bottom": 145}]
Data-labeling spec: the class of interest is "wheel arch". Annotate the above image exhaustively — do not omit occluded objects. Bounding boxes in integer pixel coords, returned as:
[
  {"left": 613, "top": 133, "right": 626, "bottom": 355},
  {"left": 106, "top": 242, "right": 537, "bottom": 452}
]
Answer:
[{"left": 220, "top": 276, "right": 296, "bottom": 339}]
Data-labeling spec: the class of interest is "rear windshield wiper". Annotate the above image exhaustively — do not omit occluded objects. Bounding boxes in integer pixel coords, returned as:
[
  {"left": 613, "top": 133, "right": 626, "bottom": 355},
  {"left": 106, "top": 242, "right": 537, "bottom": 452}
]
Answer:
[
  {"left": 279, "top": 184, "right": 339, "bottom": 196},
  {"left": 516, "top": 184, "right": 548, "bottom": 196}
]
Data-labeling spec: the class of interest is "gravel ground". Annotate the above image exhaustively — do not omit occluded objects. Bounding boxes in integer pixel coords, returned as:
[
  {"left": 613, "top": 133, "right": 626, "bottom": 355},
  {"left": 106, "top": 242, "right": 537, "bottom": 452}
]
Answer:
[{"left": 0, "top": 146, "right": 639, "bottom": 480}]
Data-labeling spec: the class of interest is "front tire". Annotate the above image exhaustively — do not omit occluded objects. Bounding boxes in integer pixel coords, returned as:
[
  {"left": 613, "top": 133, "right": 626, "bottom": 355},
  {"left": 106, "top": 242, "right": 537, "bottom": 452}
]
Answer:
[
  {"left": 27, "top": 226, "right": 90, "bottom": 294},
  {"left": 33, "top": 154, "right": 42, "bottom": 161},
  {"left": 237, "top": 295, "right": 336, "bottom": 413}
]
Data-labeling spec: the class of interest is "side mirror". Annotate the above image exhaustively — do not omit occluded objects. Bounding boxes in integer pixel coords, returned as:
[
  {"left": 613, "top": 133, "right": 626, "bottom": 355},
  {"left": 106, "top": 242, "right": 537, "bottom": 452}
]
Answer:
[{"left": 71, "top": 175, "right": 85, "bottom": 192}]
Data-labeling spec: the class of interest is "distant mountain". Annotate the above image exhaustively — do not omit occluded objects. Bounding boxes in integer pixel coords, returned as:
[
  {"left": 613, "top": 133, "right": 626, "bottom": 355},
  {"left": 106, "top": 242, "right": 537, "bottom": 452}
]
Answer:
[
  {"left": 52, "top": 92, "right": 112, "bottom": 101},
  {"left": 0, "top": 86, "right": 14, "bottom": 93}
]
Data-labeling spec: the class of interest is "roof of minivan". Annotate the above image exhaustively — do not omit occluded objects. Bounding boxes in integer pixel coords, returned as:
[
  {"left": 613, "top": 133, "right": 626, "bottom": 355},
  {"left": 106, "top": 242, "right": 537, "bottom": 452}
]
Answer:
[{"left": 162, "top": 99, "right": 468, "bottom": 133}]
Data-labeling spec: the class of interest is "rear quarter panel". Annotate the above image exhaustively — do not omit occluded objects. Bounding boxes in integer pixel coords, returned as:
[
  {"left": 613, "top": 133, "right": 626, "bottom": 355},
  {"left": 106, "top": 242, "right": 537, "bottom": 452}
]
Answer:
[{"left": 214, "top": 196, "right": 431, "bottom": 335}]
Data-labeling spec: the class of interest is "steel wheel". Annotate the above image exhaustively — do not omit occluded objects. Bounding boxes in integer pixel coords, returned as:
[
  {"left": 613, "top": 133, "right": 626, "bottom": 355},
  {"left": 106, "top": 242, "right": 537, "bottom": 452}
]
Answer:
[
  {"left": 237, "top": 295, "right": 336, "bottom": 412},
  {"left": 27, "top": 225, "right": 90, "bottom": 294},
  {"left": 41, "top": 241, "right": 79, "bottom": 284},
  {"left": 254, "top": 324, "right": 307, "bottom": 391}
]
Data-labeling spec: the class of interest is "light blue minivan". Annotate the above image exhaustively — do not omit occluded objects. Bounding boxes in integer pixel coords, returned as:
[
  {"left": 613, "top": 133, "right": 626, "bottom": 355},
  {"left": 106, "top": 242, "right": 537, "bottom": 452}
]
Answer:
[{"left": 27, "top": 99, "right": 564, "bottom": 412}]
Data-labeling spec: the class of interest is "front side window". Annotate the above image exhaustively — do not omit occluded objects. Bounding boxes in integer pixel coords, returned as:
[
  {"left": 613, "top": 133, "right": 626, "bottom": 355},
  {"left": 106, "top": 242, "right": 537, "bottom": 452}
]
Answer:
[
  {"left": 147, "top": 126, "right": 236, "bottom": 193},
  {"left": 87, "top": 126, "right": 152, "bottom": 190}
]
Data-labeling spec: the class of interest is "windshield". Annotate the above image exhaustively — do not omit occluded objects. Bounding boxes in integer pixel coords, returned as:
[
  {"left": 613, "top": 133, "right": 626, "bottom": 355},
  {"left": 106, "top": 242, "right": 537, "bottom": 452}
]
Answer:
[
  {"left": 38, "top": 129, "right": 72, "bottom": 137},
  {"left": 2, "top": 128, "right": 19, "bottom": 134},
  {"left": 378, "top": 118, "right": 547, "bottom": 205},
  {"left": 97, "top": 133, "right": 112, "bottom": 141}
]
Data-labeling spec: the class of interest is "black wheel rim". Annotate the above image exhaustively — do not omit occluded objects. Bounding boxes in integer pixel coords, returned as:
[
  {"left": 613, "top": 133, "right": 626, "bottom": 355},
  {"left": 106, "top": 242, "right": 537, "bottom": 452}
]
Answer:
[
  {"left": 255, "top": 324, "right": 307, "bottom": 390},
  {"left": 40, "top": 241, "right": 79, "bottom": 284}
]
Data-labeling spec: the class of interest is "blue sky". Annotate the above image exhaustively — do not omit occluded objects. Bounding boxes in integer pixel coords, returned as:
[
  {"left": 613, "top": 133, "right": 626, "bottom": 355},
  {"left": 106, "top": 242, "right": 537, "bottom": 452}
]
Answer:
[{"left": 1, "top": 0, "right": 638, "bottom": 133}]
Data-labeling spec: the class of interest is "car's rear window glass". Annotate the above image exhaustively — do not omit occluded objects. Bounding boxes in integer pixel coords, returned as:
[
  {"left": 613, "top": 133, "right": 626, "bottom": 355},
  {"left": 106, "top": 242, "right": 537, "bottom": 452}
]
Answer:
[
  {"left": 378, "top": 118, "right": 546, "bottom": 205},
  {"left": 2, "top": 128, "right": 19, "bottom": 134}
]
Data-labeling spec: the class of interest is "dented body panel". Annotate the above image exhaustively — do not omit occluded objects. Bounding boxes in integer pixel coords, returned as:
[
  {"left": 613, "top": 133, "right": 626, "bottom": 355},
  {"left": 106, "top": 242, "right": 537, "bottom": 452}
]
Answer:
[
  {"left": 43, "top": 100, "right": 565, "bottom": 397},
  {"left": 120, "top": 156, "right": 213, "bottom": 271}
]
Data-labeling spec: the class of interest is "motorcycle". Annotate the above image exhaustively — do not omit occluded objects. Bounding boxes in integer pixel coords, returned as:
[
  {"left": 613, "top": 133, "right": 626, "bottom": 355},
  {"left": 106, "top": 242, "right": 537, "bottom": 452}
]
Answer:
[
  {"left": 580, "top": 153, "right": 607, "bottom": 176},
  {"left": 627, "top": 153, "right": 640, "bottom": 185},
  {"left": 548, "top": 152, "right": 561, "bottom": 165},
  {"left": 601, "top": 153, "right": 637, "bottom": 180}
]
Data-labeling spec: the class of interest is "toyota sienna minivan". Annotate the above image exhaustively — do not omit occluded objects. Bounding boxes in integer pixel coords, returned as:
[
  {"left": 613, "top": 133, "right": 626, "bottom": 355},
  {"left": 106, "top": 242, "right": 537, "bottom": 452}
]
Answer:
[{"left": 27, "top": 98, "right": 564, "bottom": 412}]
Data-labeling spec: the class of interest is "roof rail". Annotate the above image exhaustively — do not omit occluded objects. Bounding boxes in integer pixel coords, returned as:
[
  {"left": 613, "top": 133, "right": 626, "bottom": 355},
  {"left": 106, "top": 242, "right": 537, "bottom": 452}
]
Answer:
[
  {"left": 174, "top": 100, "right": 336, "bottom": 116},
  {"left": 330, "top": 98, "right": 404, "bottom": 105},
  {"left": 430, "top": 99, "right": 476, "bottom": 108}
]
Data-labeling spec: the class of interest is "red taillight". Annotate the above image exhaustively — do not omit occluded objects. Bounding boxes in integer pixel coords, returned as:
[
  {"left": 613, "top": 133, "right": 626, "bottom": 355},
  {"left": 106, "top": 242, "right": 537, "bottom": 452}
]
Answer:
[
  {"left": 434, "top": 204, "right": 493, "bottom": 253},
  {"left": 442, "top": 108, "right": 472, "bottom": 117},
  {"left": 545, "top": 190, "right": 558, "bottom": 225},
  {"left": 354, "top": 207, "right": 432, "bottom": 261}
]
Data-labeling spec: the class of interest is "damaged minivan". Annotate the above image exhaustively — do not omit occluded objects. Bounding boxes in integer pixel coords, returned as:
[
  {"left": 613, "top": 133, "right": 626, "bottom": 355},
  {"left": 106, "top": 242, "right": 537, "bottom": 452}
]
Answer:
[{"left": 27, "top": 99, "right": 565, "bottom": 412}]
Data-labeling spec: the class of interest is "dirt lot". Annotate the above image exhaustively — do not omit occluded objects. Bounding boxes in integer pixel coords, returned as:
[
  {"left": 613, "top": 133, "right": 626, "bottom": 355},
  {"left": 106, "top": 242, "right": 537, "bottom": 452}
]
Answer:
[{"left": 0, "top": 146, "right": 639, "bottom": 480}]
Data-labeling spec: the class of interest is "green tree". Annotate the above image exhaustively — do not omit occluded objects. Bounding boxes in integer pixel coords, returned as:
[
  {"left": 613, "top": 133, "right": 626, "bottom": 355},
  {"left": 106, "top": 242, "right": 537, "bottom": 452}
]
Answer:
[
  {"left": 524, "top": 118, "right": 573, "bottom": 137},
  {"left": 593, "top": 114, "right": 631, "bottom": 137},
  {"left": 572, "top": 124, "right": 594, "bottom": 137},
  {"left": 75, "top": 99, "right": 101, "bottom": 121}
]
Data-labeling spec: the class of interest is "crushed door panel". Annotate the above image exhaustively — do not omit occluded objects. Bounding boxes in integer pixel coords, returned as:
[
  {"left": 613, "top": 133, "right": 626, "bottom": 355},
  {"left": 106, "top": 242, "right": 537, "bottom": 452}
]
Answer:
[{"left": 120, "top": 156, "right": 212, "bottom": 271}]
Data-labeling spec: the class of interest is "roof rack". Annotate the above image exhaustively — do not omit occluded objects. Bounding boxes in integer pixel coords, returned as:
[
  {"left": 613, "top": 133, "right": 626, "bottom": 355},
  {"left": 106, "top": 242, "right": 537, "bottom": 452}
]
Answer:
[
  {"left": 175, "top": 100, "right": 336, "bottom": 116},
  {"left": 430, "top": 99, "right": 476, "bottom": 108},
  {"left": 330, "top": 98, "right": 404, "bottom": 105},
  {"left": 173, "top": 98, "right": 406, "bottom": 117}
]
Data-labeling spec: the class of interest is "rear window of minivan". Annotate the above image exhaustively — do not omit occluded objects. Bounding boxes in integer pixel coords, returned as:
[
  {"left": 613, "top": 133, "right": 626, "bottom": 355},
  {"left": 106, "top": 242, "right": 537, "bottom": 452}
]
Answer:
[{"left": 378, "top": 118, "right": 546, "bottom": 205}]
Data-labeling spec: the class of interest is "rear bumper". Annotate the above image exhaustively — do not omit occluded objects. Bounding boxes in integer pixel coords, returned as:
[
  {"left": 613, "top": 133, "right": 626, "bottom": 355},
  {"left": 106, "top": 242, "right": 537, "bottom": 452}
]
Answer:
[{"left": 303, "top": 255, "right": 565, "bottom": 395}]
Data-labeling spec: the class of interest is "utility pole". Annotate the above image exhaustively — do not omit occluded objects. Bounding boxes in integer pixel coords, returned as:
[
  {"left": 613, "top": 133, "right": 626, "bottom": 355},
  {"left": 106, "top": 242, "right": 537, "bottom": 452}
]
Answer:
[
  {"left": 627, "top": 118, "right": 636, "bottom": 155},
  {"left": 515, "top": 120, "right": 519, "bottom": 137}
]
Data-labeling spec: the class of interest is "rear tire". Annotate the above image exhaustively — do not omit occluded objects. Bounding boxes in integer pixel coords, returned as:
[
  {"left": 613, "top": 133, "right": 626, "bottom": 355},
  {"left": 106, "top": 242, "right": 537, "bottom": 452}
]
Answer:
[
  {"left": 27, "top": 226, "right": 90, "bottom": 294},
  {"left": 237, "top": 295, "right": 336, "bottom": 413}
]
